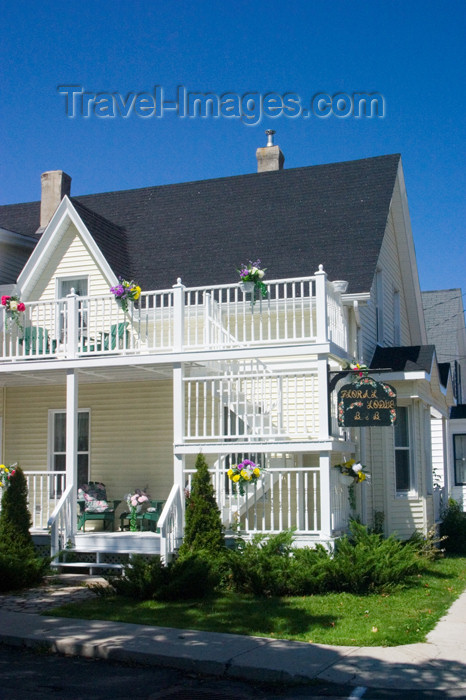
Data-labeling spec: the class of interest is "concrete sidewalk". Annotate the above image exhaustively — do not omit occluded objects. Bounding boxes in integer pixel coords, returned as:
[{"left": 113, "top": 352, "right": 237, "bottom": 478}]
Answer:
[{"left": 0, "top": 578, "right": 465, "bottom": 693}]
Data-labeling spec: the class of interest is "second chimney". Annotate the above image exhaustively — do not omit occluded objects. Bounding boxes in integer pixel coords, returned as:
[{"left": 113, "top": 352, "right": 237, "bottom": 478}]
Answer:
[
  {"left": 256, "top": 130, "right": 285, "bottom": 173},
  {"left": 39, "top": 170, "right": 72, "bottom": 230}
]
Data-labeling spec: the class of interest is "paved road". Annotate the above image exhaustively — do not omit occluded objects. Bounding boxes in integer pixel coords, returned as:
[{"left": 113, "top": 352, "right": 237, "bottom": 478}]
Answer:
[{"left": 0, "top": 645, "right": 465, "bottom": 700}]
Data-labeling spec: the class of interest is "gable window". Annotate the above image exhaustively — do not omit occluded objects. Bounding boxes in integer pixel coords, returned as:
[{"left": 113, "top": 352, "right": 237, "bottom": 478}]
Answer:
[
  {"left": 49, "top": 409, "right": 90, "bottom": 492},
  {"left": 395, "top": 406, "right": 413, "bottom": 494},
  {"left": 393, "top": 289, "right": 401, "bottom": 345},
  {"left": 454, "top": 434, "right": 466, "bottom": 485},
  {"left": 57, "top": 277, "right": 88, "bottom": 340}
]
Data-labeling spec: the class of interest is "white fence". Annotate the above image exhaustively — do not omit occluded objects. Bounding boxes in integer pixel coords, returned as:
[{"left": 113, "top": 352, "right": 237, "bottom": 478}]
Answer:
[
  {"left": 0, "top": 271, "right": 348, "bottom": 361},
  {"left": 184, "top": 462, "right": 321, "bottom": 535}
]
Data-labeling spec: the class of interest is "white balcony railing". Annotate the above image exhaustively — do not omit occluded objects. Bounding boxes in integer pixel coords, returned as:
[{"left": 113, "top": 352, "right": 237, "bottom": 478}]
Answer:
[
  {"left": 184, "top": 369, "right": 320, "bottom": 442},
  {"left": 184, "top": 461, "right": 321, "bottom": 535},
  {"left": 0, "top": 269, "right": 348, "bottom": 361}
]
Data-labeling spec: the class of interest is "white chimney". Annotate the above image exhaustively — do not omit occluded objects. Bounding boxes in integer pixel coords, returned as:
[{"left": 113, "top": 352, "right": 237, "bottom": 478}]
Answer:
[
  {"left": 39, "top": 170, "right": 71, "bottom": 230},
  {"left": 256, "top": 130, "right": 285, "bottom": 173}
]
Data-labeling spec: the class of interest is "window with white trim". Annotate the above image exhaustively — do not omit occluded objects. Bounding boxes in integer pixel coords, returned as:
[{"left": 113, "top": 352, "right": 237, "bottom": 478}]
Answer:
[
  {"left": 375, "top": 269, "right": 384, "bottom": 344},
  {"left": 395, "top": 406, "right": 413, "bottom": 493},
  {"left": 393, "top": 289, "right": 401, "bottom": 345},
  {"left": 56, "top": 277, "right": 88, "bottom": 340},
  {"left": 454, "top": 434, "right": 466, "bottom": 485},
  {"left": 49, "top": 409, "right": 90, "bottom": 492}
]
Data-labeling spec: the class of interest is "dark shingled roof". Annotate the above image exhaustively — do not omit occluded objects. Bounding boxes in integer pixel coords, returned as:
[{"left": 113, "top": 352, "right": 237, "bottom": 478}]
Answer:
[
  {"left": 0, "top": 154, "right": 401, "bottom": 293},
  {"left": 370, "top": 345, "right": 436, "bottom": 373}
]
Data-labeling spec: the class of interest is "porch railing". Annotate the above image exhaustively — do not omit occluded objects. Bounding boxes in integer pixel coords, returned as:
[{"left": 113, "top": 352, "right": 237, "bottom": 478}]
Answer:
[
  {"left": 184, "top": 463, "right": 321, "bottom": 535},
  {"left": 48, "top": 483, "right": 74, "bottom": 559},
  {"left": 158, "top": 483, "right": 183, "bottom": 562},
  {"left": 0, "top": 269, "right": 349, "bottom": 361},
  {"left": 184, "top": 369, "right": 320, "bottom": 441},
  {"left": 19, "top": 470, "right": 66, "bottom": 530}
]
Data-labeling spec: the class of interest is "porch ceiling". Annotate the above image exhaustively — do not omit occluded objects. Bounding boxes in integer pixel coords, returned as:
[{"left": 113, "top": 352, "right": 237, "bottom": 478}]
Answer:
[{"left": 0, "top": 362, "right": 174, "bottom": 386}]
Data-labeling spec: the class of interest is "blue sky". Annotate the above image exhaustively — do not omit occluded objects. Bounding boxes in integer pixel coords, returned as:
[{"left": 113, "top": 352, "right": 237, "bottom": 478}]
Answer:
[{"left": 1, "top": 0, "right": 465, "bottom": 294}]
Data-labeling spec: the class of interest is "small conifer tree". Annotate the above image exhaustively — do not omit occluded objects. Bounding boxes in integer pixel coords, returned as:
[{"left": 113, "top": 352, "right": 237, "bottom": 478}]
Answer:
[
  {"left": 0, "top": 466, "right": 35, "bottom": 559},
  {"left": 178, "top": 453, "right": 224, "bottom": 557}
]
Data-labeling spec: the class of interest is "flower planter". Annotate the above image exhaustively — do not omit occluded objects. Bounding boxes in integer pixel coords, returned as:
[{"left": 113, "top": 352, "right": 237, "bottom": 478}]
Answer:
[
  {"left": 332, "top": 280, "right": 349, "bottom": 293},
  {"left": 339, "top": 473, "right": 355, "bottom": 486},
  {"left": 240, "top": 281, "right": 255, "bottom": 294}
]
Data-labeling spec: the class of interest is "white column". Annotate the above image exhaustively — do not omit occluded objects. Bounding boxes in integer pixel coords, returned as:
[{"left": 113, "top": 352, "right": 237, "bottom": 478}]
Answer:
[
  {"left": 173, "top": 364, "right": 185, "bottom": 483},
  {"left": 172, "top": 278, "right": 185, "bottom": 352},
  {"left": 317, "top": 355, "right": 330, "bottom": 440},
  {"left": 66, "top": 289, "right": 79, "bottom": 359},
  {"left": 314, "top": 264, "right": 328, "bottom": 344},
  {"left": 173, "top": 363, "right": 185, "bottom": 537},
  {"left": 66, "top": 368, "right": 78, "bottom": 535},
  {"left": 319, "top": 451, "right": 332, "bottom": 540}
]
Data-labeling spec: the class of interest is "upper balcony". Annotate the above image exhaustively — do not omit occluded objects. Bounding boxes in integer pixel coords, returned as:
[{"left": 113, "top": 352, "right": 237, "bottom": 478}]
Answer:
[{"left": 0, "top": 269, "right": 348, "bottom": 363}]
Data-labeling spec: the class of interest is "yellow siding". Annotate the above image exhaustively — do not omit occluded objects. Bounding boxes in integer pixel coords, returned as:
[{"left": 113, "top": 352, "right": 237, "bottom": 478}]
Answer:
[
  {"left": 3, "top": 380, "right": 174, "bottom": 502},
  {"left": 32, "top": 222, "right": 111, "bottom": 302}
]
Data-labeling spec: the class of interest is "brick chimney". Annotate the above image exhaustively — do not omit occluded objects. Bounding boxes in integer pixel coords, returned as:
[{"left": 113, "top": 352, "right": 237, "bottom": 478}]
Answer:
[
  {"left": 256, "top": 130, "right": 285, "bottom": 172},
  {"left": 39, "top": 170, "right": 72, "bottom": 230}
]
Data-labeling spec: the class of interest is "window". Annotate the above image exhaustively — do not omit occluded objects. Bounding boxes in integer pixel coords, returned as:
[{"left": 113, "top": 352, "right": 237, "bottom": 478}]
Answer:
[
  {"left": 49, "top": 410, "right": 90, "bottom": 492},
  {"left": 395, "top": 406, "right": 413, "bottom": 493},
  {"left": 393, "top": 289, "right": 401, "bottom": 345},
  {"left": 375, "top": 269, "right": 384, "bottom": 344},
  {"left": 454, "top": 434, "right": 466, "bottom": 485},
  {"left": 57, "top": 277, "right": 89, "bottom": 340}
]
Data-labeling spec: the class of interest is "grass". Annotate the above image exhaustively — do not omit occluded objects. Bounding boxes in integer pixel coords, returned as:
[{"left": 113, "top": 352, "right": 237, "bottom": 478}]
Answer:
[{"left": 47, "top": 555, "right": 466, "bottom": 647}]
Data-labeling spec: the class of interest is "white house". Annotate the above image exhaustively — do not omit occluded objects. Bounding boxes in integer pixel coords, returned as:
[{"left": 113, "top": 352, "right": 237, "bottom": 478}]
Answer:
[
  {"left": 0, "top": 141, "right": 455, "bottom": 566},
  {"left": 423, "top": 290, "right": 466, "bottom": 509}
]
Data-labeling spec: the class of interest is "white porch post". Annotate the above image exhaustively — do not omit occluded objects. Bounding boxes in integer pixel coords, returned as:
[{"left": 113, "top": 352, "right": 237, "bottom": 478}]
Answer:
[
  {"left": 173, "top": 362, "right": 185, "bottom": 532},
  {"left": 66, "top": 368, "right": 78, "bottom": 536},
  {"left": 317, "top": 355, "right": 330, "bottom": 440},
  {"left": 66, "top": 289, "right": 79, "bottom": 359},
  {"left": 314, "top": 264, "right": 328, "bottom": 344},
  {"left": 172, "top": 278, "right": 185, "bottom": 352},
  {"left": 319, "top": 451, "right": 332, "bottom": 540}
]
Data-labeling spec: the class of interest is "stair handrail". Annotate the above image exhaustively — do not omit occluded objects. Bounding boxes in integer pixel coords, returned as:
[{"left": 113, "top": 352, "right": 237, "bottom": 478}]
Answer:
[
  {"left": 48, "top": 483, "right": 74, "bottom": 558},
  {"left": 158, "top": 483, "right": 183, "bottom": 563}
]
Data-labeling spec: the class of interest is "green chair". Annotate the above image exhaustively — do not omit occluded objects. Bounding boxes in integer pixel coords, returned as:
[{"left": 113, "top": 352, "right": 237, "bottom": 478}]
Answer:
[
  {"left": 20, "top": 326, "right": 49, "bottom": 355},
  {"left": 104, "top": 322, "right": 129, "bottom": 351},
  {"left": 77, "top": 482, "right": 121, "bottom": 532},
  {"left": 120, "top": 499, "right": 165, "bottom": 531}
]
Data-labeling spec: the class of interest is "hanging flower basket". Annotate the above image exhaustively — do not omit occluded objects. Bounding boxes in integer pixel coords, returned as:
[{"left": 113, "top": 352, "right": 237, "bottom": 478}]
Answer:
[{"left": 240, "top": 281, "right": 255, "bottom": 294}]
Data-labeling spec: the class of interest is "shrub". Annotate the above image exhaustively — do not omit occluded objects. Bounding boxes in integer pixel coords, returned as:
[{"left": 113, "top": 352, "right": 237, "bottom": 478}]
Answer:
[
  {"left": 158, "top": 551, "right": 222, "bottom": 600},
  {"left": 0, "top": 466, "right": 49, "bottom": 591},
  {"left": 109, "top": 555, "right": 167, "bottom": 600},
  {"left": 0, "top": 553, "right": 49, "bottom": 592},
  {"left": 440, "top": 499, "right": 466, "bottom": 554},
  {"left": 0, "top": 466, "right": 35, "bottom": 559},
  {"left": 107, "top": 551, "right": 221, "bottom": 601},
  {"left": 408, "top": 526, "right": 446, "bottom": 561},
  {"left": 330, "top": 521, "right": 422, "bottom": 593},
  {"left": 177, "top": 453, "right": 224, "bottom": 558}
]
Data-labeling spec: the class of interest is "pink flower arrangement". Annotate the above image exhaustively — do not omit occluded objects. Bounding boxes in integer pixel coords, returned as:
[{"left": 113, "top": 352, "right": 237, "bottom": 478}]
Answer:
[{"left": 1, "top": 295, "right": 26, "bottom": 332}]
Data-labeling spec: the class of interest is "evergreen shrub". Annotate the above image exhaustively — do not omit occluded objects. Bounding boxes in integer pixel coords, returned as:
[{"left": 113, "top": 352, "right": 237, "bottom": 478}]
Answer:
[
  {"left": 0, "top": 466, "right": 50, "bottom": 590},
  {"left": 440, "top": 499, "right": 466, "bottom": 554},
  {"left": 177, "top": 453, "right": 224, "bottom": 558}
]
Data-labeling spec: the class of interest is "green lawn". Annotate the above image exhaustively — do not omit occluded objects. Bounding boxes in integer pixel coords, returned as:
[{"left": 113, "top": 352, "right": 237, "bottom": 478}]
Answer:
[{"left": 48, "top": 555, "right": 466, "bottom": 647}]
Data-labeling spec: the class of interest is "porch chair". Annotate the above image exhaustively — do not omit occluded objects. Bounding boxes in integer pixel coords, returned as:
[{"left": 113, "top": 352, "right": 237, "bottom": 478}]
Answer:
[
  {"left": 81, "top": 322, "right": 129, "bottom": 353},
  {"left": 19, "top": 326, "right": 50, "bottom": 355},
  {"left": 119, "top": 499, "right": 165, "bottom": 531},
  {"left": 77, "top": 482, "right": 121, "bottom": 532}
]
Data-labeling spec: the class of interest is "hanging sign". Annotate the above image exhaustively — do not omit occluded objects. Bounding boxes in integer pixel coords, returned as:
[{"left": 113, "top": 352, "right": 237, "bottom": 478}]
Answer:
[{"left": 337, "top": 376, "right": 397, "bottom": 427}]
